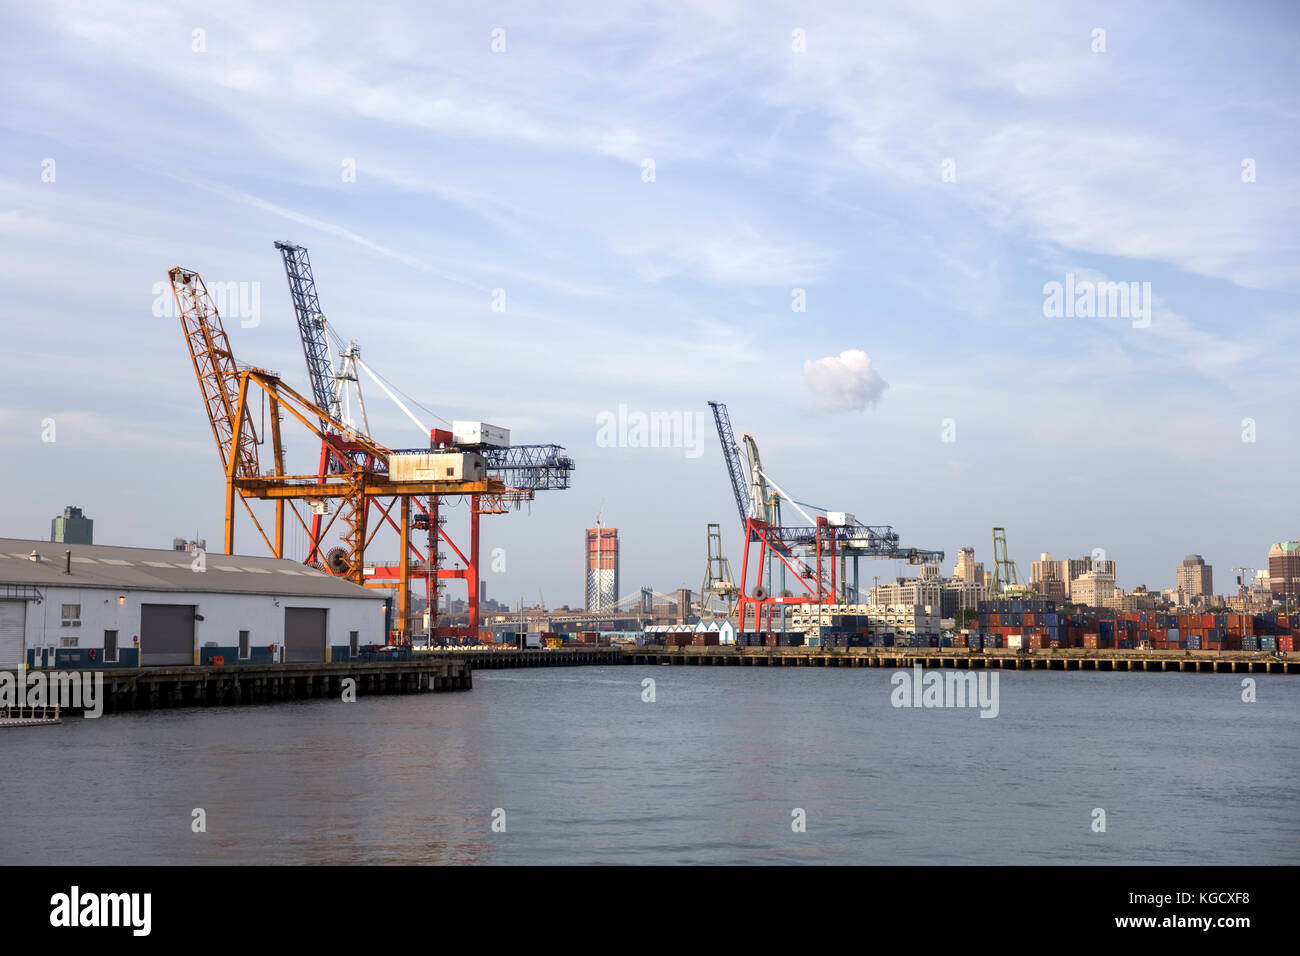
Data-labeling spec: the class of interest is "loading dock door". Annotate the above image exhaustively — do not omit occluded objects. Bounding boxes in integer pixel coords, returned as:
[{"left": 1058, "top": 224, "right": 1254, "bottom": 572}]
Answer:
[
  {"left": 140, "top": 603, "right": 195, "bottom": 666},
  {"left": 0, "top": 600, "right": 25, "bottom": 670},
  {"left": 284, "top": 608, "right": 327, "bottom": 662}
]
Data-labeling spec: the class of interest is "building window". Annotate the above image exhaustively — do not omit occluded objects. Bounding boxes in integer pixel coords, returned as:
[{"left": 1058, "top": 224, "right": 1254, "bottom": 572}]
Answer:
[
  {"left": 104, "top": 630, "right": 118, "bottom": 662},
  {"left": 238, "top": 630, "right": 250, "bottom": 660},
  {"left": 349, "top": 631, "right": 359, "bottom": 656},
  {"left": 60, "top": 604, "right": 81, "bottom": 627},
  {"left": 60, "top": 636, "right": 79, "bottom": 648}
]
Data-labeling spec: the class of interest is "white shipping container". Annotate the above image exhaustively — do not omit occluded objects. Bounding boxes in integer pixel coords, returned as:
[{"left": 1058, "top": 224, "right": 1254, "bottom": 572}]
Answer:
[
  {"left": 389, "top": 452, "right": 486, "bottom": 483},
  {"left": 451, "top": 421, "right": 510, "bottom": 448},
  {"left": 827, "top": 511, "right": 856, "bottom": 527}
]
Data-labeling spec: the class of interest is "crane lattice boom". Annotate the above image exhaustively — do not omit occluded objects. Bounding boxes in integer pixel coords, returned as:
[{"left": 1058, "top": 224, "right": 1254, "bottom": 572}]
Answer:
[
  {"left": 274, "top": 241, "right": 342, "bottom": 429},
  {"left": 169, "top": 267, "right": 261, "bottom": 480},
  {"left": 708, "top": 401, "right": 752, "bottom": 524}
]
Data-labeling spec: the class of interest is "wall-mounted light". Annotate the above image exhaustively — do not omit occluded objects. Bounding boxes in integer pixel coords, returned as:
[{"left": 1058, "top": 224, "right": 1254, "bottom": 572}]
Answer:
[{"left": 117, "top": 595, "right": 126, "bottom": 606}]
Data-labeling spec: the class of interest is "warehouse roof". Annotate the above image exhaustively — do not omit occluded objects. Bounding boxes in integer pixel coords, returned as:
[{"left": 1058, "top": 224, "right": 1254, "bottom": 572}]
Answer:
[{"left": 0, "top": 538, "right": 378, "bottom": 600}]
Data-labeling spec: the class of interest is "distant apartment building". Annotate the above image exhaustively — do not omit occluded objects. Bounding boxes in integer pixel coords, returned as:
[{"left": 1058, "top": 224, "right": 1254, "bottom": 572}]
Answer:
[
  {"left": 1060, "top": 555, "right": 1115, "bottom": 599},
  {"left": 871, "top": 576, "right": 985, "bottom": 618},
  {"left": 943, "top": 579, "right": 987, "bottom": 617},
  {"left": 870, "top": 579, "right": 942, "bottom": 610},
  {"left": 1070, "top": 569, "right": 1116, "bottom": 609},
  {"left": 584, "top": 527, "right": 619, "bottom": 612},
  {"left": 1030, "top": 552, "right": 1068, "bottom": 602},
  {"left": 50, "top": 505, "right": 93, "bottom": 545},
  {"left": 952, "top": 548, "right": 985, "bottom": 585},
  {"left": 1175, "top": 554, "right": 1213, "bottom": 602},
  {"left": 1244, "top": 570, "right": 1273, "bottom": 608},
  {"left": 1115, "top": 585, "right": 1159, "bottom": 612},
  {"left": 1269, "top": 541, "right": 1300, "bottom": 604}
]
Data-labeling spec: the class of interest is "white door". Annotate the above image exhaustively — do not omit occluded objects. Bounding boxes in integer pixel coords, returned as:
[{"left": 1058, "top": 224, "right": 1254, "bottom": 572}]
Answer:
[{"left": 0, "top": 600, "right": 26, "bottom": 670}]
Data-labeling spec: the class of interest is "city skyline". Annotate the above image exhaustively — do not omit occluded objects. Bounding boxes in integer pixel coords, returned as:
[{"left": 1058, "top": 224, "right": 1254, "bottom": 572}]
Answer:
[{"left": 2, "top": 1, "right": 1297, "bottom": 607}]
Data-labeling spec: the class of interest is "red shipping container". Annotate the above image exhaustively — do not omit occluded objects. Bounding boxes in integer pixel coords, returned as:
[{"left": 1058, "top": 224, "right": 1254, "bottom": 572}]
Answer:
[{"left": 1279, "top": 636, "right": 1294, "bottom": 652}]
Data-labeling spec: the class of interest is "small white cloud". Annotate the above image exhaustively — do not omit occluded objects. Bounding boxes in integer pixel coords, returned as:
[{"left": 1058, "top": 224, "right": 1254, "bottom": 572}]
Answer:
[{"left": 803, "top": 349, "right": 888, "bottom": 412}]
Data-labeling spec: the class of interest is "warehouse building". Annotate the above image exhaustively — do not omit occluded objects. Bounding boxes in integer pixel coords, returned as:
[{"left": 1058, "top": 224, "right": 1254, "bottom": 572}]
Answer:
[{"left": 0, "top": 537, "right": 387, "bottom": 670}]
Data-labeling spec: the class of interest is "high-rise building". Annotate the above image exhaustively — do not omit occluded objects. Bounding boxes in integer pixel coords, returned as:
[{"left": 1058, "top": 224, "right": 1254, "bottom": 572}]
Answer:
[
  {"left": 1269, "top": 541, "right": 1300, "bottom": 604},
  {"left": 1071, "top": 569, "right": 1116, "bottom": 609},
  {"left": 1176, "top": 554, "right": 1213, "bottom": 601},
  {"left": 51, "top": 506, "right": 93, "bottom": 545},
  {"left": 172, "top": 536, "right": 206, "bottom": 552},
  {"left": 1029, "top": 553, "right": 1067, "bottom": 601},
  {"left": 953, "top": 548, "right": 984, "bottom": 584},
  {"left": 1060, "top": 555, "right": 1115, "bottom": 599},
  {"left": 675, "top": 587, "right": 692, "bottom": 624},
  {"left": 585, "top": 527, "right": 619, "bottom": 612}
]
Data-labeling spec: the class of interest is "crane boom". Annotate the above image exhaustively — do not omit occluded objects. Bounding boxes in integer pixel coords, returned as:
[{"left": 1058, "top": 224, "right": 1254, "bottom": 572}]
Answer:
[
  {"left": 274, "top": 241, "right": 341, "bottom": 429},
  {"left": 169, "top": 267, "right": 261, "bottom": 480},
  {"left": 708, "top": 401, "right": 752, "bottom": 525}
]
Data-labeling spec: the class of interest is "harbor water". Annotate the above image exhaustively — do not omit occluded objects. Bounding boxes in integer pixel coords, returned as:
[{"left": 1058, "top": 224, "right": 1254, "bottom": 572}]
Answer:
[{"left": 2, "top": 666, "right": 1296, "bottom": 865}]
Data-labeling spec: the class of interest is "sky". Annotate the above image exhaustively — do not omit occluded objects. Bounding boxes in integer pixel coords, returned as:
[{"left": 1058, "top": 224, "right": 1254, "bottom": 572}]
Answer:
[{"left": 2, "top": 0, "right": 1298, "bottom": 608}]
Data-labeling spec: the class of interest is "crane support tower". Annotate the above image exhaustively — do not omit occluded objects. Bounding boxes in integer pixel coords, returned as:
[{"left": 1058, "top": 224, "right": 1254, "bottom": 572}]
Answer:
[{"left": 700, "top": 523, "right": 738, "bottom": 616}]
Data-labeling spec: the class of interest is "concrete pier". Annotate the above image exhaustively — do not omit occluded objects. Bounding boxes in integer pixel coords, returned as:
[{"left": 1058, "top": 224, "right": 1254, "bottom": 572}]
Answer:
[
  {"left": 7, "top": 658, "right": 472, "bottom": 715},
  {"left": 617, "top": 645, "right": 1300, "bottom": 674},
  {"left": 425, "top": 646, "right": 621, "bottom": 669}
]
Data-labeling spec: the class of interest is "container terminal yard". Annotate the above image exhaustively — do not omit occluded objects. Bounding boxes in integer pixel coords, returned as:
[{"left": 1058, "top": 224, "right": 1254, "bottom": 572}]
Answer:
[{"left": 1, "top": 241, "right": 1296, "bottom": 720}]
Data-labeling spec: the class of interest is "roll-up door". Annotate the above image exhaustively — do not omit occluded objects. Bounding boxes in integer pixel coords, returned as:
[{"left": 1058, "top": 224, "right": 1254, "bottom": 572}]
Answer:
[
  {"left": 284, "top": 607, "right": 327, "bottom": 662},
  {"left": 140, "top": 603, "right": 195, "bottom": 666},
  {"left": 0, "top": 600, "right": 25, "bottom": 670}
]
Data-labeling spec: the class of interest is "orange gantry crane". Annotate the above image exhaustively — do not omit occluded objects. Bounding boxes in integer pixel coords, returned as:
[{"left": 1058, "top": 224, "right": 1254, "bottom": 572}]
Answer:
[
  {"left": 169, "top": 265, "right": 507, "bottom": 641},
  {"left": 270, "top": 242, "right": 573, "bottom": 641}
]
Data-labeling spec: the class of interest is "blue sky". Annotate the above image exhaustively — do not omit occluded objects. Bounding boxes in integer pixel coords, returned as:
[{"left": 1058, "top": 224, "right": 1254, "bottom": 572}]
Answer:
[{"left": 2, "top": 0, "right": 1297, "bottom": 607}]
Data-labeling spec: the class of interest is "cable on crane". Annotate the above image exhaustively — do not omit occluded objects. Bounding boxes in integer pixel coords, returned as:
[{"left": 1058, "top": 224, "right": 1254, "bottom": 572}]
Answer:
[{"left": 322, "top": 324, "right": 451, "bottom": 427}]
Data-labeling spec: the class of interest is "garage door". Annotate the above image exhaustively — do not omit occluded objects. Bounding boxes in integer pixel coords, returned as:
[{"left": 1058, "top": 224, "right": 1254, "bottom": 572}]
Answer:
[
  {"left": 140, "top": 603, "right": 195, "bottom": 667},
  {"left": 0, "top": 600, "right": 25, "bottom": 670},
  {"left": 284, "top": 608, "right": 327, "bottom": 662}
]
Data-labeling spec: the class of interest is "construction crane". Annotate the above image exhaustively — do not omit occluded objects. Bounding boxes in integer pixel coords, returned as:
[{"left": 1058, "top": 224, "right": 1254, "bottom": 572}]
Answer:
[
  {"left": 700, "top": 523, "right": 738, "bottom": 616},
  {"left": 991, "top": 527, "right": 1033, "bottom": 597},
  {"left": 708, "top": 400, "right": 944, "bottom": 633},
  {"left": 273, "top": 242, "right": 574, "bottom": 643},
  {"left": 170, "top": 265, "right": 512, "bottom": 643}
]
